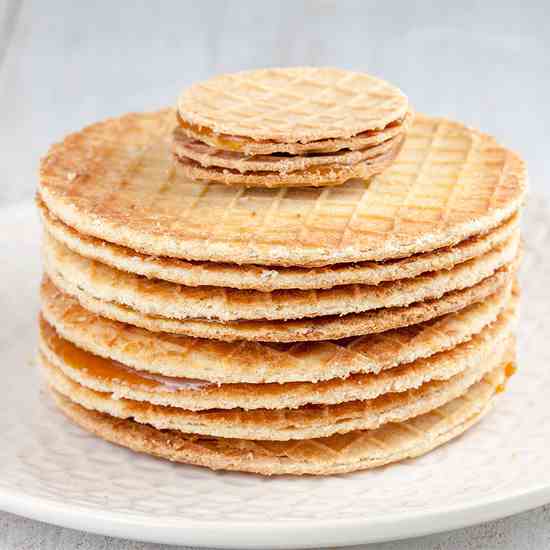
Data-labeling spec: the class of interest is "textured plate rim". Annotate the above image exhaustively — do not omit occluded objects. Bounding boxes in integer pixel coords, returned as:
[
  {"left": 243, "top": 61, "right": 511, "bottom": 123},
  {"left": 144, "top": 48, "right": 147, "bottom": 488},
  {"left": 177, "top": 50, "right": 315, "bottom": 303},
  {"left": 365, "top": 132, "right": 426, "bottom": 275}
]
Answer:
[
  {"left": 1, "top": 479, "right": 550, "bottom": 548},
  {"left": 1, "top": 201, "right": 550, "bottom": 549}
]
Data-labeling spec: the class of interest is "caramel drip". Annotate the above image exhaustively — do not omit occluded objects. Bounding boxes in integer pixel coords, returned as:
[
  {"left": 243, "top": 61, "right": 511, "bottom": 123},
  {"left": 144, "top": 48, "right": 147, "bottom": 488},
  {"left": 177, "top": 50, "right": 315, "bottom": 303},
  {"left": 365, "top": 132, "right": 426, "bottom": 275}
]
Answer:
[
  {"left": 496, "top": 362, "right": 517, "bottom": 394},
  {"left": 504, "top": 362, "right": 517, "bottom": 379},
  {"left": 40, "top": 318, "right": 210, "bottom": 392},
  {"left": 177, "top": 114, "right": 247, "bottom": 151}
]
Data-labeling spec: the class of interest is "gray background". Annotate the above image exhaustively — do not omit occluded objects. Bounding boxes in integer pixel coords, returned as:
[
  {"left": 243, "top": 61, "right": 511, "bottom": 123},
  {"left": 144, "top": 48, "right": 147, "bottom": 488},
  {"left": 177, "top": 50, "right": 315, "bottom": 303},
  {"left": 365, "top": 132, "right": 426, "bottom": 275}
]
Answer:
[{"left": 1, "top": 0, "right": 549, "bottom": 548}]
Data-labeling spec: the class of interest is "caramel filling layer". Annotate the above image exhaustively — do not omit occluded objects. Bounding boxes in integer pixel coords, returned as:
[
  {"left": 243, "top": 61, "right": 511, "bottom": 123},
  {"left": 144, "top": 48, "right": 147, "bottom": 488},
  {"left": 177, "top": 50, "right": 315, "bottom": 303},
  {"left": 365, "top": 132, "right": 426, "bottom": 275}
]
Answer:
[
  {"left": 176, "top": 113, "right": 404, "bottom": 153},
  {"left": 40, "top": 317, "right": 211, "bottom": 392}
]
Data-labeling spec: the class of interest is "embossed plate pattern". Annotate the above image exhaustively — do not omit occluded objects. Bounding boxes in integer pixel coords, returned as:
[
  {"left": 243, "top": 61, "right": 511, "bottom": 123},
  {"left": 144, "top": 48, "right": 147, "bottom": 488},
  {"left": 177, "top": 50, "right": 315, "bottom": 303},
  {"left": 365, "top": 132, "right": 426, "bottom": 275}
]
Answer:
[{"left": 0, "top": 201, "right": 549, "bottom": 549}]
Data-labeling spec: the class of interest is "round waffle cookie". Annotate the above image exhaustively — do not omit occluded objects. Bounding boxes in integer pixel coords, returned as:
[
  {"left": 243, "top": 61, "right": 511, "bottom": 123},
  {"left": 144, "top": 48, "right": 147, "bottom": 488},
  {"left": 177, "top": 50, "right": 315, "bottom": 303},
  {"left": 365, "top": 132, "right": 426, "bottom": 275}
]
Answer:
[
  {"left": 50, "top": 364, "right": 508, "bottom": 475},
  {"left": 40, "top": 278, "right": 515, "bottom": 384},
  {"left": 38, "top": 110, "right": 526, "bottom": 267},
  {"left": 177, "top": 67, "right": 409, "bottom": 143},
  {"left": 39, "top": 300, "right": 516, "bottom": 411},
  {"left": 42, "top": 265, "right": 516, "bottom": 342},
  {"left": 42, "top": 231, "right": 519, "bottom": 321},
  {"left": 38, "top": 199, "right": 519, "bottom": 291}
]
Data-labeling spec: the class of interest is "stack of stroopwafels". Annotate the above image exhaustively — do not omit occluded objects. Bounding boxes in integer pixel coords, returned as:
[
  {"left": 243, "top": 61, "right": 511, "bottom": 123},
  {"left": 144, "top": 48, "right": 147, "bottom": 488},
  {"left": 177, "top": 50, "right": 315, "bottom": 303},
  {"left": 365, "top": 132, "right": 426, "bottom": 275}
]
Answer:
[
  {"left": 173, "top": 67, "right": 411, "bottom": 188},
  {"left": 37, "top": 68, "right": 526, "bottom": 475}
]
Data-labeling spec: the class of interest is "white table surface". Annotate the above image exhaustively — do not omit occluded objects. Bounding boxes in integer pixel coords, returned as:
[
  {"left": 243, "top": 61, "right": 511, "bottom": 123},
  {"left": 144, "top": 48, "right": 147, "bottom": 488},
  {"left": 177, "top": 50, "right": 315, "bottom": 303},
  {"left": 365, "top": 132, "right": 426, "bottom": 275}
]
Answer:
[{"left": 1, "top": 0, "right": 549, "bottom": 548}]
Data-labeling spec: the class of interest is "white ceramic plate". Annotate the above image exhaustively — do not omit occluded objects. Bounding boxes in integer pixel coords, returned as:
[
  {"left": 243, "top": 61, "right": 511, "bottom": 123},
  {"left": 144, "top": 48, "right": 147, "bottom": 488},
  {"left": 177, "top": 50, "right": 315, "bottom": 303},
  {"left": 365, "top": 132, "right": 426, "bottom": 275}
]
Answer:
[{"left": 1, "top": 201, "right": 549, "bottom": 549}]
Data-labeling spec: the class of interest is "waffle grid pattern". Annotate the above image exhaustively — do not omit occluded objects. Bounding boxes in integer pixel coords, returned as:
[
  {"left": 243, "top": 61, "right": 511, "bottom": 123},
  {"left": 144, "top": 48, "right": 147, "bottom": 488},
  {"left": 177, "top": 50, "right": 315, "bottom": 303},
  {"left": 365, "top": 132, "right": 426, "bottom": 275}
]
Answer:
[
  {"left": 39, "top": 195, "right": 519, "bottom": 291},
  {"left": 39, "top": 110, "right": 525, "bottom": 266},
  {"left": 177, "top": 68, "right": 409, "bottom": 141}
]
